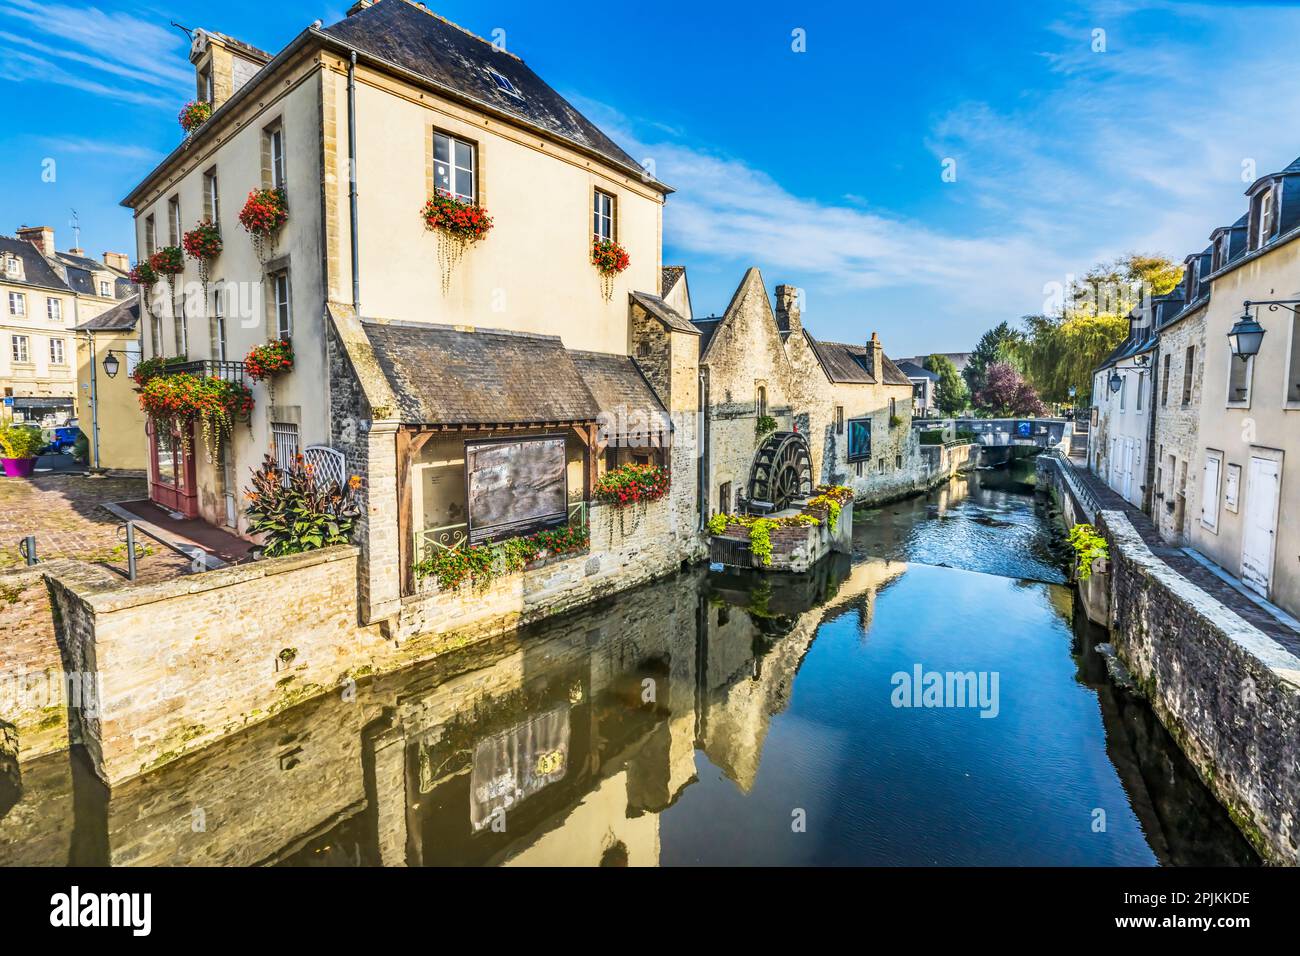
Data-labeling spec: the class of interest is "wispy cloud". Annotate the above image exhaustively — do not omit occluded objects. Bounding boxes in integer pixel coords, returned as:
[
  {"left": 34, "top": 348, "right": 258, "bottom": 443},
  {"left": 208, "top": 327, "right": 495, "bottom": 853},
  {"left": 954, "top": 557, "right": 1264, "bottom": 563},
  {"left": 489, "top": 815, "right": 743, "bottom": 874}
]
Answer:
[{"left": 0, "top": 0, "right": 189, "bottom": 106}]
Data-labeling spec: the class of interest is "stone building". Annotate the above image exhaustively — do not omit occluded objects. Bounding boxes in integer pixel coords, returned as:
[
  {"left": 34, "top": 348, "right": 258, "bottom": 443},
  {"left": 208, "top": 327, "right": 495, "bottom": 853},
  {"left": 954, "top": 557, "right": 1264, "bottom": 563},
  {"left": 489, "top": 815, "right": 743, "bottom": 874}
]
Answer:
[
  {"left": 121, "top": 1, "right": 699, "bottom": 632},
  {"left": 0, "top": 226, "right": 130, "bottom": 423},
  {"left": 686, "top": 266, "right": 918, "bottom": 520},
  {"left": 1149, "top": 249, "right": 1211, "bottom": 544}
]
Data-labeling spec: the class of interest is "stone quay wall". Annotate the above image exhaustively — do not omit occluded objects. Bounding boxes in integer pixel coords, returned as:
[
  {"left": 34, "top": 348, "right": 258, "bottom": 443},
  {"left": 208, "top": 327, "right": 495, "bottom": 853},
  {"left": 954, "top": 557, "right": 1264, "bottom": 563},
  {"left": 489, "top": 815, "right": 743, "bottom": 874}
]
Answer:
[
  {"left": 1040, "top": 455, "right": 1300, "bottom": 863},
  {"left": 35, "top": 496, "right": 689, "bottom": 785}
]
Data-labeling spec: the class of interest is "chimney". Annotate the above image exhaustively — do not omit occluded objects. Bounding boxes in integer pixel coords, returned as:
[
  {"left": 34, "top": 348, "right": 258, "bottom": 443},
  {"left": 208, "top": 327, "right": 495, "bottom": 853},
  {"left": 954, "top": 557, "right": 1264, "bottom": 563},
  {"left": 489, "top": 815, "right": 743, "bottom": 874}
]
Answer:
[
  {"left": 775, "top": 284, "right": 802, "bottom": 335},
  {"left": 68, "top": 247, "right": 84, "bottom": 256},
  {"left": 16, "top": 225, "right": 54, "bottom": 255},
  {"left": 347, "top": 0, "right": 374, "bottom": 15},
  {"left": 103, "top": 251, "right": 131, "bottom": 272},
  {"left": 868, "top": 331, "right": 884, "bottom": 379}
]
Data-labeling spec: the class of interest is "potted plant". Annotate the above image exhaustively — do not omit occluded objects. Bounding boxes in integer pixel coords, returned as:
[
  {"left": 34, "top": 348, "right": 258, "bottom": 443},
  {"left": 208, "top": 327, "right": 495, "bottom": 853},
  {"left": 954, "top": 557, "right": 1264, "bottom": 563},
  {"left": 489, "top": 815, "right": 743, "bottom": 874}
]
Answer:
[
  {"left": 239, "top": 187, "right": 288, "bottom": 262},
  {"left": 243, "top": 453, "right": 361, "bottom": 557},
  {"left": 421, "top": 191, "right": 494, "bottom": 292},
  {"left": 182, "top": 220, "right": 222, "bottom": 289},
  {"left": 178, "top": 100, "right": 212, "bottom": 135},
  {"left": 591, "top": 238, "right": 630, "bottom": 300},
  {"left": 0, "top": 423, "right": 45, "bottom": 478}
]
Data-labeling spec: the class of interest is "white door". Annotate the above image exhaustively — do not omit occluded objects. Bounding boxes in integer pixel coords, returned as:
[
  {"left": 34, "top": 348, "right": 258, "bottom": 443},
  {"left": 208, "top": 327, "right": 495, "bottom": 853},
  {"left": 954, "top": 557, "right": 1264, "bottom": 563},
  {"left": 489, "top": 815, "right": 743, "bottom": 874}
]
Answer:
[
  {"left": 1201, "top": 454, "right": 1221, "bottom": 531},
  {"left": 222, "top": 450, "right": 237, "bottom": 528},
  {"left": 1241, "top": 456, "right": 1281, "bottom": 598},
  {"left": 1122, "top": 440, "right": 1135, "bottom": 501}
]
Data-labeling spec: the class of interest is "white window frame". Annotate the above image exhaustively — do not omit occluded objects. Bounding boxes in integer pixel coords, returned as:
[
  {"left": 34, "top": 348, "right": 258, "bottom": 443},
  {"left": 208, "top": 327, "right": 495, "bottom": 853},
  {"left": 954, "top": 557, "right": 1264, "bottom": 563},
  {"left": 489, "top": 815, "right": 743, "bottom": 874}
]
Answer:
[
  {"left": 145, "top": 215, "right": 156, "bottom": 257},
  {"left": 1201, "top": 449, "right": 1224, "bottom": 533},
  {"left": 270, "top": 126, "right": 286, "bottom": 190},
  {"left": 1226, "top": 352, "right": 1254, "bottom": 407},
  {"left": 272, "top": 421, "right": 300, "bottom": 481},
  {"left": 8, "top": 292, "right": 25, "bottom": 316},
  {"left": 11, "top": 335, "right": 29, "bottom": 364},
  {"left": 593, "top": 189, "right": 615, "bottom": 242},
  {"left": 46, "top": 297, "right": 61, "bottom": 321},
  {"left": 168, "top": 195, "right": 181, "bottom": 246},
  {"left": 4, "top": 254, "right": 20, "bottom": 279},
  {"left": 213, "top": 288, "right": 227, "bottom": 362},
  {"left": 272, "top": 271, "right": 292, "bottom": 339},
  {"left": 1257, "top": 188, "right": 1274, "bottom": 247},
  {"left": 99, "top": 279, "right": 111, "bottom": 297},
  {"left": 433, "top": 131, "right": 476, "bottom": 203},
  {"left": 205, "top": 168, "right": 220, "bottom": 226},
  {"left": 49, "top": 337, "right": 65, "bottom": 365}
]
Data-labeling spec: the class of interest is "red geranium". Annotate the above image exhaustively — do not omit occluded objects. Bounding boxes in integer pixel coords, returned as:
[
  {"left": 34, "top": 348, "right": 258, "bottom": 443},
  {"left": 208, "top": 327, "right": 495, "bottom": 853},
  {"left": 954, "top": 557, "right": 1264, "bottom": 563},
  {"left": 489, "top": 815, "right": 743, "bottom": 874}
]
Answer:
[
  {"left": 593, "top": 463, "right": 669, "bottom": 507},
  {"left": 238, "top": 187, "right": 288, "bottom": 238},
  {"left": 178, "top": 100, "right": 212, "bottom": 134},
  {"left": 182, "top": 220, "right": 222, "bottom": 262},
  {"left": 421, "top": 191, "right": 493, "bottom": 242},
  {"left": 591, "top": 238, "right": 630, "bottom": 276},
  {"left": 244, "top": 339, "right": 294, "bottom": 381},
  {"left": 148, "top": 246, "right": 184, "bottom": 276}
]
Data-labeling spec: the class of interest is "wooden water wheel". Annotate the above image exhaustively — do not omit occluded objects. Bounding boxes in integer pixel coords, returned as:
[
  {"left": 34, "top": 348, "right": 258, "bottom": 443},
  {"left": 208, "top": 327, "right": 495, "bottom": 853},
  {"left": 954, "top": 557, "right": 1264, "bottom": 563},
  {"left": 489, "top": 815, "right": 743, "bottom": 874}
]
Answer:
[{"left": 745, "top": 431, "right": 813, "bottom": 513}]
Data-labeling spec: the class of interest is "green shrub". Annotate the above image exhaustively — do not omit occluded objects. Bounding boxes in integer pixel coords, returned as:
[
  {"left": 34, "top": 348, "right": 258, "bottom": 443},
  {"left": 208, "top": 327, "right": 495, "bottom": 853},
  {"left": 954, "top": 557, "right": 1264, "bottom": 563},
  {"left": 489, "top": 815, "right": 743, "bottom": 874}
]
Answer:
[
  {"left": 1068, "top": 523, "right": 1109, "bottom": 580},
  {"left": 0, "top": 424, "right": 44, "bottom": 459},
  {"left": 244, "top": 453, "right": 361, "bottom": 557}
]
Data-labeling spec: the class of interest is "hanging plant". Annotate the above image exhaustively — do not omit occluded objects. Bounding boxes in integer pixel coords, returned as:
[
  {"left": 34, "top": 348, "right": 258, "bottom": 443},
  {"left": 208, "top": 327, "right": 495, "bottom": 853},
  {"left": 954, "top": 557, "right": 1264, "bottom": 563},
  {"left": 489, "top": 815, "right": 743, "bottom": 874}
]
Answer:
[
  {"left": 593, "top": 462, "right": 669, "bottom": 507},
  {"left": 138, "top": 372, "right": 253, "bottom": 460},
  {"left": 148, "top": 246, "right": 184, "bottom": 277},
  {"left": 178, "top": 100, "right": 213, "bottom": 135},
  {"left": 238, "top": 187, "right": 288, "bottom": 263},
  {"left": 128, "top": 261, "right": 158, "bottom": 289},
  {"left": 421, "top": 191, "right": 493, "bottom": 294},
  {"left": 244, "top": 339, "right": 293, "bottom": 381},
  {"left": 591, "top": 238, "right": 630, "bottom": 301},
  {"left": 130, "top": 354, "right": 189, "bottom": 390},
  {"left": 182, "top": 220, "right": 222, "bottom": 291}
]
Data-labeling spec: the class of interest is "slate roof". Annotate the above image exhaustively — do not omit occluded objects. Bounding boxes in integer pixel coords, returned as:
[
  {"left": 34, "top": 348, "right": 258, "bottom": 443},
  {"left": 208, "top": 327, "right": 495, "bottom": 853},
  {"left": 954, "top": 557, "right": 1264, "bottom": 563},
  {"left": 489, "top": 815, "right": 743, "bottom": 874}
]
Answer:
[
  {"left": 568, "top": 350, "right": 668, "bottom": 426},
  {"left": 363, "top": 320, "right": 599, "bottom": 426},
  {"left": 0, "top": 236, "right": 71, "bottom": 292},
  {"left": 661, "top": 266, "right": 684, "bottom": 297},
  {"left": 630, "top": 291, "right": 699, "bottom": 334},
  {"left": 322, "top": 1, "right": 654, "bottom": 183},
  {"left": 53, "top": 250, "right": 127, "bottom": 277},
  {"left": 896, "top": 360, "right": 938, "bottom": 381},
  {"left": 806, "top": 337, "right": 914, "bottom": 387},
  {"left": 691, "top": 316, "right": 722, "bottom": 356},
  {"left": 75, "top": 294, "right": 140, "bottom": 332}
]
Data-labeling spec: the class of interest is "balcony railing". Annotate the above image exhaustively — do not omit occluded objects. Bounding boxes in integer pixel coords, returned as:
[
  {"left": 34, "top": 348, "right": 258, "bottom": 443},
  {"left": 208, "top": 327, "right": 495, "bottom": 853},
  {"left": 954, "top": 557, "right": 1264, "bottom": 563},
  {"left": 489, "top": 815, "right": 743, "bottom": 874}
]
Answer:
[
  {"left": 166, "top": 360, "right": 249, "bottom": 384},
  {"left": 415, "top": 500, "right": 590, "bottom": 562}
]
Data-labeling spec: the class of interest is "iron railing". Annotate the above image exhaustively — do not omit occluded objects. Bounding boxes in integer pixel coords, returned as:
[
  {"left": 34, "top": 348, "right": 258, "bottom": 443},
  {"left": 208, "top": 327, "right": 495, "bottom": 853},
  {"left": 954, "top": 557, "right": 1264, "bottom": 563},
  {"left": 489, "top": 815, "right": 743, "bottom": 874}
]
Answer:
[
  {"left": 167, "top": 359, "right": 249, "bottom": 384},
  {"left": 415, "top": 499, "right": 590, "bottom": 562},
  {"left": 1043, "top": 450, "right": 1103, "bottom": 523}
]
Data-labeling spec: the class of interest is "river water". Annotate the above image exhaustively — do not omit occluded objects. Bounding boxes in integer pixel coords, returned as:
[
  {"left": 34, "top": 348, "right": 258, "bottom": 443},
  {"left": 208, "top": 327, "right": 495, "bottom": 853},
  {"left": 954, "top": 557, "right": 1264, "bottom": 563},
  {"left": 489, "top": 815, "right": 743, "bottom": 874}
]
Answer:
[{"left": 0, "top": 466, "right": 1258, "bottom": 866}]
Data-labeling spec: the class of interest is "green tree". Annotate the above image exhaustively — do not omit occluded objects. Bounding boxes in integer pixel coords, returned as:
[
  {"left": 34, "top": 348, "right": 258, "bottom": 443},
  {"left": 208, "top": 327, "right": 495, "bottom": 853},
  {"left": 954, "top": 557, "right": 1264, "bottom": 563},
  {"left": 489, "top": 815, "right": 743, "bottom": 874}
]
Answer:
[
  {"left": 926, "top": 354, "right": 969, "bottom": 415},
  {"left": 964, "top": 322, "right": 1025, "bottom": 397},
  {"left": 1019, "top": 252, "right": 1182, "bottom": 403}
]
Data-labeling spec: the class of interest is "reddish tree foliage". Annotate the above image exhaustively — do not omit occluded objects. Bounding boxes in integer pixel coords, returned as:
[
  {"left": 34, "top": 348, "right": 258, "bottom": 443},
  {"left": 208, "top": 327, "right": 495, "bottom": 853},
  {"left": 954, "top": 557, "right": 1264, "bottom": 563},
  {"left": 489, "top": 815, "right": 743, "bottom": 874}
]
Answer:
[{"left": 973, "top": 361, "right": 1046, "bottom": 416}]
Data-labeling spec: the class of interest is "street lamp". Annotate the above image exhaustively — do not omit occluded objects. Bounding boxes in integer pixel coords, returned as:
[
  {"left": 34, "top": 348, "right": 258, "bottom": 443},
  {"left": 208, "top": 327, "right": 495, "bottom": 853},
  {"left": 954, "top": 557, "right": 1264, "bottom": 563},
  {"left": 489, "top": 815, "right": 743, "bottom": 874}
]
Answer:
[
  {"left": 1108, "top": 370, "right": 1122, "bottom": 393},
  {"left": 102, "top": 350, "right": 120, "bottom": 378},
  {"left": 1228, "top": 303, "right": 1268, "bottom": 362}
]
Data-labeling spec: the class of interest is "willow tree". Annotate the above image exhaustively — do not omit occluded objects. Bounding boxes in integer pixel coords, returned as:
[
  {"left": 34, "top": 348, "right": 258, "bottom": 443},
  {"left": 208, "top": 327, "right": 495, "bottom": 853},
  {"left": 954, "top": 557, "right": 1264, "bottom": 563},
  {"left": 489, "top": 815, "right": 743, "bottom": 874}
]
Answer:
[{"left": 1019, "top": 253, "right": 1183, "bottom": 403}]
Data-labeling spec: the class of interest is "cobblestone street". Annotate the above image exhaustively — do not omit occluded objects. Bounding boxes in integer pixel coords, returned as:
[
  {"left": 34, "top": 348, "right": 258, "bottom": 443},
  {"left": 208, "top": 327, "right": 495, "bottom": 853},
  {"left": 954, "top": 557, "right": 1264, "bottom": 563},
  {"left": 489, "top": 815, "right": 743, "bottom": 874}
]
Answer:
[{"left": 0, "top": 473, "right": 189, "bottom": 580}]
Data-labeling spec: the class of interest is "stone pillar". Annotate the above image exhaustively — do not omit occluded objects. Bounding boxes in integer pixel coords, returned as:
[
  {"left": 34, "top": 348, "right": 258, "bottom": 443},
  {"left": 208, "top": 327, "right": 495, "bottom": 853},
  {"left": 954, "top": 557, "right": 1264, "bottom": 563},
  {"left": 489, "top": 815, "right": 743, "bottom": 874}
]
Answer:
[
  {"left": 357, "top": 418, "right": 402, "bottom": 625},
  {"left": 775, "top": 285, "right": 802, "bottom": 336}
]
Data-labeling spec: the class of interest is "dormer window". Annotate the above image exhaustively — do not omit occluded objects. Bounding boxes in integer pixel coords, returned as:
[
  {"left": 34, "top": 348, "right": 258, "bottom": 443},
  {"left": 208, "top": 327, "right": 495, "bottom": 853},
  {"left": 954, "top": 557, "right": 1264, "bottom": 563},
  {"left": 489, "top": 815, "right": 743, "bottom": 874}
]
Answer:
[
  {"left": 1184, "top": 261, "right": 1196, "bottom": 302},
  {"left": 1253, "top": 186, "right": 1275, "bottom": 249},
  {"left": 3, "top": 254, "right": 20, "bottom": 280},
  {"left": 487, "top": 67, "right": 522, "bottom": 99},
  {"left": 1213, "top": 233, "right": 1230, "bottom": 271}
]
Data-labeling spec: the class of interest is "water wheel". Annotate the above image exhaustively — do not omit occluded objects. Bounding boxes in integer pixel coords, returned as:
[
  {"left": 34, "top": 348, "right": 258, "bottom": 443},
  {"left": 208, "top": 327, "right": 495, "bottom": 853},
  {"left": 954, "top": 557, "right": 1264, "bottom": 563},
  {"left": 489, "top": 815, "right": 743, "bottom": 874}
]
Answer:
[{"left": 746, "top": 431, "right": 813, "bottom": 513}]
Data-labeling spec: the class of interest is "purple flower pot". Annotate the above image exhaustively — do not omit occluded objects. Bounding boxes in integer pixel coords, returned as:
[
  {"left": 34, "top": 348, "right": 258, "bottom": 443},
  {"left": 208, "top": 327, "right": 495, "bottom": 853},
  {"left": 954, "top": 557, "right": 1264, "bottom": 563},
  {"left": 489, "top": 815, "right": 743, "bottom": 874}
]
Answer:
[{"left": 1, "top": 457, "right": 36, "bottom": 478}]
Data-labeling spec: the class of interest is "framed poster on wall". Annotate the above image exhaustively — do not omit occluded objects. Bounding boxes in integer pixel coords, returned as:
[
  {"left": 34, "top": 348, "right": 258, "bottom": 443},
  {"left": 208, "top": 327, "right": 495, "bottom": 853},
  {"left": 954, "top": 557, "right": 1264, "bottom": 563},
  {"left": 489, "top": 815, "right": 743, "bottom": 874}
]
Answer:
[{"left": 465, "top": 435, "right": 568, "bottom": 544}]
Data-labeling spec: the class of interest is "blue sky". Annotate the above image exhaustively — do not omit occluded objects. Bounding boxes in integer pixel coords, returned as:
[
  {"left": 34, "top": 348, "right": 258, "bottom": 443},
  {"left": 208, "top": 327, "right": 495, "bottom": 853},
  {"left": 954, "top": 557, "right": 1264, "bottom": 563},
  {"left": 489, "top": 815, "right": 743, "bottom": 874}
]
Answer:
[{"left": 3, "top": 0, "right": 1299, "bottom": 355}]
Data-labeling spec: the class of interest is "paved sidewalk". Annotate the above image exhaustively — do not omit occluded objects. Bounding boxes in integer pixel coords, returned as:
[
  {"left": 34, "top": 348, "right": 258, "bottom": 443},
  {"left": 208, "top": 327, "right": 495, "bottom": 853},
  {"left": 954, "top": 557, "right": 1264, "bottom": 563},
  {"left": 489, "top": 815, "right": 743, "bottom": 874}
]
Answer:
[
  {"left": 0, "top": 472, "right": 190, "bottom": 581},
  {"left": 1060, "top": 456, "right": 1300, "bottom": 656}
]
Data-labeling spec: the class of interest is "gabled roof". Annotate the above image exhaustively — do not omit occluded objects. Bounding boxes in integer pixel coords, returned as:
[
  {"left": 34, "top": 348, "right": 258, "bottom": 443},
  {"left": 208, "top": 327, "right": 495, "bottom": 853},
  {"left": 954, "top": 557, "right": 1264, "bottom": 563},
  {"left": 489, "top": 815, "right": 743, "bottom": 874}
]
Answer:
[
  {"left": 568, "top": 349, "right": 668, "bottom": 425},
  {"left": 322, "top": 1, "right": 656, "bottom": 185},
  {"left": 363, "top": 320, "right": 599, "bottom": 426},
  {"left": 896, "top": 360, "right": 938, "bottom": 381},
  {"left": 52, "top": 250, "right": 126, "bottom": 277},
  {"left": 660, "top": 266, "right": 684, "bottom": 297},
  {"left": 75, "top": 294, "right": 140, "bottom": 332},
  {"left": 0, "top": 236, "right": 71, "bottom": 292},
  {"left": 806, "top": 337, "right": 914, "bottom": 387},
  {"left": 629, "top": 290, "right": 698, "bottom": 335}
]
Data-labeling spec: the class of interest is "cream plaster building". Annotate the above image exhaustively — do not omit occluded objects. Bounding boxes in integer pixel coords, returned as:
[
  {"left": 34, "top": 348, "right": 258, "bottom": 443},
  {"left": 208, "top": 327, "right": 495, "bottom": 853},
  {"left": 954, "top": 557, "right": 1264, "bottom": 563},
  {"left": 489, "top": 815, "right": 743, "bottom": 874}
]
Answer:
[{"left": 0, "top": 226, "right": 130, "bottom": 423}]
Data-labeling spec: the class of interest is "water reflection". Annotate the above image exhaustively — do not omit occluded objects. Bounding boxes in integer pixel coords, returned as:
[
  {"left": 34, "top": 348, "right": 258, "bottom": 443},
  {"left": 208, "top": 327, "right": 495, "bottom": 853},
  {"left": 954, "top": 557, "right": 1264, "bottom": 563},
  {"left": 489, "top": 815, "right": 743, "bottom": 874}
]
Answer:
[{"left": 0, "top": 471, "right": 1256, "bottom": 866}]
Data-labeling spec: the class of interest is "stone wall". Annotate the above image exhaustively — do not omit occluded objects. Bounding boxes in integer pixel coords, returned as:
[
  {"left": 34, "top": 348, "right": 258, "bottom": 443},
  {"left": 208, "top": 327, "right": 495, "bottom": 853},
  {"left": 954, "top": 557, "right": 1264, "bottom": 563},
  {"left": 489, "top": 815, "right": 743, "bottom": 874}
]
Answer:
[
  {"left": 41, "top": 496, "right": 688, "bottom": 785},
  {"left": 1096, "top": 510, "right": 1300, "bottom": 863},
  {"left": 0, "top": 564, "right": 72, "bottom": 762},
  {"left": 1151, "top": 307, "right": 1206, "bottom": 544}
]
